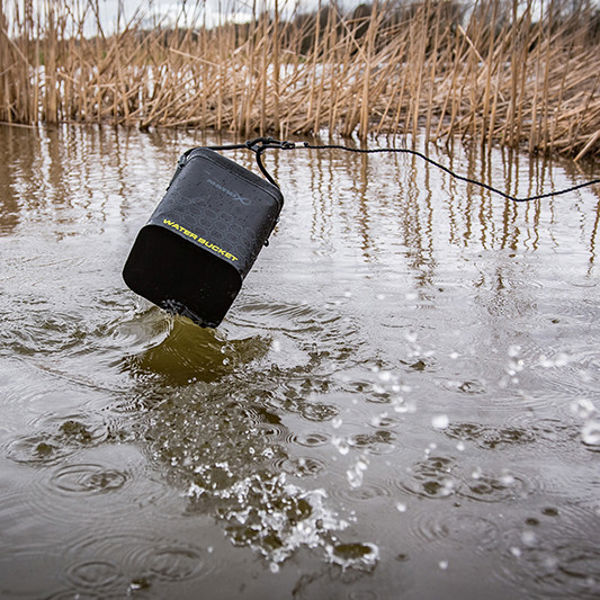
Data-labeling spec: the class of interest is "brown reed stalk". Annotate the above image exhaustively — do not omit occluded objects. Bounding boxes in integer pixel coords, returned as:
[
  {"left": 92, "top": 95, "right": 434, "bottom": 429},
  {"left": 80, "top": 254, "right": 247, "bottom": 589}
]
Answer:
[{"left": 1, "top": 0, "right": 599, "bottom": 157}]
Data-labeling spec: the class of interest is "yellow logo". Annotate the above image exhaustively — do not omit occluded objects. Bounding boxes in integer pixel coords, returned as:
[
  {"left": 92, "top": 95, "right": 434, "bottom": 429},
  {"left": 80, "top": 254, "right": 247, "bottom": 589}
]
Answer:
[{"left": 162, "top": 219, "right": 239, "bottom": 262}]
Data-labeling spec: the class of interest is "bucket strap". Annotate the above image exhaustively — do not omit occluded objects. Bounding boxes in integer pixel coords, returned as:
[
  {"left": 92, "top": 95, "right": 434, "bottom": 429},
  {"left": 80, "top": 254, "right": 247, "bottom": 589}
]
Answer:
[{"left": 175, "top": 138, "right": 600, "bottom": 204}]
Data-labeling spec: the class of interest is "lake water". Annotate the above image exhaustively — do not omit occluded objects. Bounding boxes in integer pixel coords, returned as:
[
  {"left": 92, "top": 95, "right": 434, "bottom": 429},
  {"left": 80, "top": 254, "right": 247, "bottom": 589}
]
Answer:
[{"left": 1, "top": 123, "right": 599, "bottom": 599}]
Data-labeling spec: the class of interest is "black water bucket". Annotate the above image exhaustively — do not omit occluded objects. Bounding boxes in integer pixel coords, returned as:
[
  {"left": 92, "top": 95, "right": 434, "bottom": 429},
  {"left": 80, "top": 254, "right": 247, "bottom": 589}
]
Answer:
[{"left": 122, "top": 148, "right": 284, "bottom": 327}]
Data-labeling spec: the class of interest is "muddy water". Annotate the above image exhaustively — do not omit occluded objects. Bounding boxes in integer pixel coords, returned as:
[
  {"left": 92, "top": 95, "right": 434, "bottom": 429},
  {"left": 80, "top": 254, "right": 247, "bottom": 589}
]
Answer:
[{"left": 0, "top": 123, "right": 599, "bottom": 599}]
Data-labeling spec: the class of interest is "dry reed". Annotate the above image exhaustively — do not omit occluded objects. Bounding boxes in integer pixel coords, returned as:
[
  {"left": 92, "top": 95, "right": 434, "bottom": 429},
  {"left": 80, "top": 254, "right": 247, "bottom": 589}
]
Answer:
[{"left": 1, "top": 0, "right": 599, "bottom": 158}]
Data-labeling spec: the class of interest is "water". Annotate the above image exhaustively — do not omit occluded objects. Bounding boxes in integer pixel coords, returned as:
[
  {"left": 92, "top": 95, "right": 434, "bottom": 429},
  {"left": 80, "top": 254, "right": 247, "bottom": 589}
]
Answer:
[{"left": 1, "top": 123, "right": 599, "bottom": 599}]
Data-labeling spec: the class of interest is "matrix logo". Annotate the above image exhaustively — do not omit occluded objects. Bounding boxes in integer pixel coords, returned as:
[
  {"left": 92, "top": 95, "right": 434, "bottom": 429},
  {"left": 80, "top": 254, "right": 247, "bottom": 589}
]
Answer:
[{"left": 207, "top": 178, "right": 250, "bottom": 206}]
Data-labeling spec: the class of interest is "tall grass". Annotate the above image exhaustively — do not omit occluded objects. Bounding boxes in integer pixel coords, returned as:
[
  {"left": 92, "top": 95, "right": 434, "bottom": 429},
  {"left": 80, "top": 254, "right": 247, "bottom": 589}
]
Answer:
[{"left": 1, "top": 0, "right": 599, "bottom": 158}]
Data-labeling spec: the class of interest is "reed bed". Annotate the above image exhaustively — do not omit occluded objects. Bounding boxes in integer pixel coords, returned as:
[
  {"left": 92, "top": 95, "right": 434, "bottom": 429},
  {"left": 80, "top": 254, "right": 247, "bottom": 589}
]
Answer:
[{"left": 1, "top": 0, "right": 600, "bottom": 158}]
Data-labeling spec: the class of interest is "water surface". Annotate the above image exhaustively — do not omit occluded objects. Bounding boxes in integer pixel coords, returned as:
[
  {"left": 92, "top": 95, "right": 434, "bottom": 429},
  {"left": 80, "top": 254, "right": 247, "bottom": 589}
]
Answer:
[{"left": 1, "top": 123, "right": 600, "bottom": 599}]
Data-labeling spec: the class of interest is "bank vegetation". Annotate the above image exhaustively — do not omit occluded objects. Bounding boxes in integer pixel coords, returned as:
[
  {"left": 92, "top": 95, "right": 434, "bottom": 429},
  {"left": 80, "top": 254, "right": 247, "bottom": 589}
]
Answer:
[{"left": 1, "top": 0, "right": 599, "bottom": 158}]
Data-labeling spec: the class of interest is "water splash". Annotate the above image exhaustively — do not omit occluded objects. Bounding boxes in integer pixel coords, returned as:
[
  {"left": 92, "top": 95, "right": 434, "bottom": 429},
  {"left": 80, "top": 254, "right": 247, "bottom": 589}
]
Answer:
[{"left": 188, "top": 472, "right": 353, "bottom": 566}]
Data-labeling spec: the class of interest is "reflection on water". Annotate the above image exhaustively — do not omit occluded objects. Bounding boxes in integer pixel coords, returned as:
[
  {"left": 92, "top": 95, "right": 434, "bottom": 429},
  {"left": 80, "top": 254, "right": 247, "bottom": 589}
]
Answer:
[{"left": 0, "top": 123, "right": 599, "bottom": 598}]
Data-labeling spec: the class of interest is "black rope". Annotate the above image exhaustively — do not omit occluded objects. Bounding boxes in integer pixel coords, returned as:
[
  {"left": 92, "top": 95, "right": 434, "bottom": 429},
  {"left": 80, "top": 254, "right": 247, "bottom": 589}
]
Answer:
[{"left": 202, "top": 137, "right": 600, "bottom": 202}]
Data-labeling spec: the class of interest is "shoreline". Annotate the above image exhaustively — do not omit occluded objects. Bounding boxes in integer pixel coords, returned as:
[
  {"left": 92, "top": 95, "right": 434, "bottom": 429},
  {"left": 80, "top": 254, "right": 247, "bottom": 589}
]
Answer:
[{"left": 1, "top": 0, "right": 599, "bottom": 160}]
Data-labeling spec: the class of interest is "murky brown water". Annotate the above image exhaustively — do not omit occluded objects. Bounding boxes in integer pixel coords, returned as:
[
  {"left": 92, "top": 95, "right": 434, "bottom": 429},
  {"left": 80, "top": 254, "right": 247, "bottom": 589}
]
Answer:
[{"left": 1, "top": 123, "right": 600, "bottom": 599}]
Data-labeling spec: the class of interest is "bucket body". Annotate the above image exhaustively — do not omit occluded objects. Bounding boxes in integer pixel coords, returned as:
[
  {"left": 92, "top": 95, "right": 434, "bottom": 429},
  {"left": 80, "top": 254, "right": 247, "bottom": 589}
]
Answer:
[{"left": 122, "top": 148, "right": 284, "bottom": 327}]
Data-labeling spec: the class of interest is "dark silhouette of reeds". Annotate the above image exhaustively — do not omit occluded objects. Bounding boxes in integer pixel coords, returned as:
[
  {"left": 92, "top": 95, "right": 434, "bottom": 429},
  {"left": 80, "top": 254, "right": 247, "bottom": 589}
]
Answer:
[{"left": 1, "top": 0, "right": 599, "bottom": 158}]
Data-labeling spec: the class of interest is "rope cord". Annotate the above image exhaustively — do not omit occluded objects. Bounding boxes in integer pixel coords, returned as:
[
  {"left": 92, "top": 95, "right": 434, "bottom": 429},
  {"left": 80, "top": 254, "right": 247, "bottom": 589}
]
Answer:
[{"left": 201, "top": 137, "right": 600, "bottom": 202}]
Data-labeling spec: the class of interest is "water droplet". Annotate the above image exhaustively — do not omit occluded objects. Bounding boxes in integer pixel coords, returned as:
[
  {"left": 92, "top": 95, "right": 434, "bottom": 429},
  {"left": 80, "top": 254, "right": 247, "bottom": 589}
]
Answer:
[
  {"left": 376, "top": 294, "right": 386, "bottom": 301},
  {"left": 269, "top": 562, "right": 279, "bottom": 573},
  {"left": 396, "top": 502, "right": 407, "bottom": 513},
  {"left": 521, "top": 530, "right": 537, "bottom": 546},
  {"left": 347, "top": 458, "right": 369, "bottom": 489},
  {"left": 554, "top": 352, "right": 569, "bottom": 367},
  {"left": 370, "top": 412, "right": 388, "bottom": 427},
  {"left": 570, "top": 398, "right": 596, "bottom": 419},
  {"left": 508, "top": 345, "right": 521, "bottom": 358},
  {"left": 405, "top": 331, "right": 418, "bottom": 344},
  {"left": 432, "top": 415, "right": 449, "bottom": 430},
  {"left": 582, "top": 420, "right": 600, "bottom": 446},
  {"left": 129, "top": 577, "right": 151, "bottom": 592},
  {"left": 439, "top": 479, "right": 455, "bottom": 497},
  {"left": 332, "top": 417, "right": 343, "bottom": 430},
  {"left": 332, "top": 437, "right": 350, "bottom": 455},
  {"left": 378, "top": 371, "right": 393, "bottom": 383},
  {"left": 439, "top": 560, "right": 448, "bottom": 570},
  {"left": 456, "top": 441, "right": 465, "bottom": 451},
  {"left": 272, "top": 340, "right": 282, "bottom": 352},
  {"left": 499, "top": 471, "right": 515, "bottom": 486},
  {"left": 510, "top": 547, "right": 522, "bottom": 558}
]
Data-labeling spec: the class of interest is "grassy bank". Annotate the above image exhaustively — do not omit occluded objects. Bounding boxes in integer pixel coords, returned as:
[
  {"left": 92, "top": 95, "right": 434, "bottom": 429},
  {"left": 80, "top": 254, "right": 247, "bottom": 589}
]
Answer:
[{"left": 1, "top": 0, "right": 599, "bottom": 159}]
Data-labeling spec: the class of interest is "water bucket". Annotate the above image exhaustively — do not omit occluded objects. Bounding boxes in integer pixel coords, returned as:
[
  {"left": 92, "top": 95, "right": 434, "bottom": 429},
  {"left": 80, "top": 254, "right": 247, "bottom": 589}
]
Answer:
[{"left": 122, "top": 148, "right": 284, "bottom": 327}]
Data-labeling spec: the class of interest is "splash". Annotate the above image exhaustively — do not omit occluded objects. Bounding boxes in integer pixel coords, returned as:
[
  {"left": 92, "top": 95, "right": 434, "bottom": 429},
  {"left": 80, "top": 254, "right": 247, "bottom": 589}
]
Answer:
[{"left": 187, "top": 471, "right": 367, "bottom": 567}]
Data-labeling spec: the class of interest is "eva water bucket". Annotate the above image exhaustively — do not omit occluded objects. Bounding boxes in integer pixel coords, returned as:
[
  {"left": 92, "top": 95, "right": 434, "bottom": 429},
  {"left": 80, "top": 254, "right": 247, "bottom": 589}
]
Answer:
[{"left": 122, "top": 148, "right": 284, "bottom": 327}]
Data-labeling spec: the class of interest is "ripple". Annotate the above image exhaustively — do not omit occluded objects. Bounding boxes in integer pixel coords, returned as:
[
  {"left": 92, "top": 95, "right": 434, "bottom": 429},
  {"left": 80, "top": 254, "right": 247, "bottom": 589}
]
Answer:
[
  {"left": 228, "top": 298, "right": 366, "bottom": 371},
  {"left": 504, "top": 415, "right": 581, "bottom": 449},
  {"left": 348, "top": 430, "right": 398, "bottom": 455},
  {"left": 65, "top": 532, "right": 215, "bottom": 586},
  {"left": 0, "top": 371, "right": 76, "bottom": 432},
  {"left": 255, "top": 422, "right": 288, "bottom": 444},
  {"left": 327, "top": 542, "right": 379, "bottom": 572},
  {"left": 6, "top": 412, "right": 111, "bottom": 466},
  {"left": 444, "top": 421, "right": 536, "bottom": 449},
  {"left": 0, "top": 491, "right": 44, "bottom": 539},
  {"left": 496, "top": 530, "right": 600, "bottom": 599},
  {"left": 367, "top": 414, "right": 400, "bottom": 429},
  {"left": 229, "top": 301, "right": 342, "bottom": 334},
  {"left": 409, "top": 508, "right": 501, "bottom": 553},
  {"left": 50, "top": 464, "right": 128, "bottom": 495},
  {"left": 399, "top": 456, "right": 462, "bottom": 500},
  {"left": 0, "top": 547, "right": 64, "bottom": 597},
  {"left": 6, "top": 435, "right": 74, "bottom": 465},
  {"left": 458, "top": 469, "right": 535, "bottom": 504},
  {"left": 301, "top": 402, "right": 339, "bottom": 422},
  {"left": 530, "top": 419, "right": 581, "bottom": 446},
  {"left": 441, "top": 379, "right": 487, "bottom": 395},
  {"left": 147, "top": 546, "right": 208, "bottom": 581},
  {"left": 332, "top": 483, "right": 391, "bottom": 503},
  {"left": 0, "top": 311, "right": 89, "bottom": 356},
  {"left": 11, "top": 445, "right": 148, "bottom": 529},
  {"left": 66, "top": 560, "right": 120, "bottom": 588},
  {"left": 275, "top": 456, "right": 326, "bottom": 478},
  {"left": 291, "top": 431, "right": 331, "bottom": 447}
]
